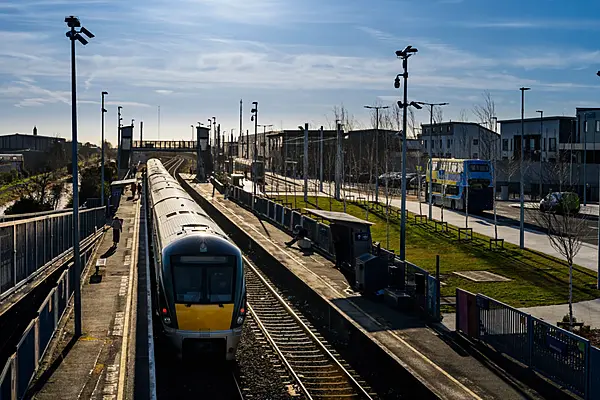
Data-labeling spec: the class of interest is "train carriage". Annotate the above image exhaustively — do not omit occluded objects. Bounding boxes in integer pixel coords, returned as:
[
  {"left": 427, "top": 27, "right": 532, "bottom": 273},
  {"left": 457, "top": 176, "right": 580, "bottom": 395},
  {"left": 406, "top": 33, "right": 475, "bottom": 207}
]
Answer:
[{"left": 146, "top": 158, "right": 246, "bottom": 361}]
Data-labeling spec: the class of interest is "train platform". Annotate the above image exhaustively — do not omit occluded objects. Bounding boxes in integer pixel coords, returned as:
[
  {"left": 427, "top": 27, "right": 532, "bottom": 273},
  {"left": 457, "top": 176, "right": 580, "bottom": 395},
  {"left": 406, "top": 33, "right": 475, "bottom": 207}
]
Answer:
[
  {"left": 28, "top": 185, "right": 152, "bottom": 400},
  {"left": 181, "top": 175, "right": 543, "bottom": 400}
]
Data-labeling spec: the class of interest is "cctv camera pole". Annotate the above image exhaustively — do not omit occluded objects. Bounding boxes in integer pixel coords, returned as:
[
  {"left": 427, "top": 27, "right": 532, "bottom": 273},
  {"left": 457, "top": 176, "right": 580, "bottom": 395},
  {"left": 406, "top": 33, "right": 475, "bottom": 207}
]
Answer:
[
  {"left": 335, "top": 121, "right": 342, "bottom": 200},
  {"left": 101, "top": 91, "right": 107, "bottom": 207},
  {"left": 303, "top": 123, "right": 309, "bottom": 202},
  {"left": 251, "top": 103, "right": 258, "bottom": 208},
  {"left": 117, "top": 106, "right": 122, "bottom": 172}
]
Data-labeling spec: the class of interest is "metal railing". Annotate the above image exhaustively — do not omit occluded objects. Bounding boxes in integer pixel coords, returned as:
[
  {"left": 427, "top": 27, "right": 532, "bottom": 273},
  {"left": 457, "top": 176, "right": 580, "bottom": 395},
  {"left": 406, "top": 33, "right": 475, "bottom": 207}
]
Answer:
[
  {"left": 225, "top": 184, "right": 441, "bottom": 321},
  {"left": 0, "top": 207, "right": 106, "bottom": 300},
  {"left": 457, "top": 289, "right": 596, "bottom": 399}
]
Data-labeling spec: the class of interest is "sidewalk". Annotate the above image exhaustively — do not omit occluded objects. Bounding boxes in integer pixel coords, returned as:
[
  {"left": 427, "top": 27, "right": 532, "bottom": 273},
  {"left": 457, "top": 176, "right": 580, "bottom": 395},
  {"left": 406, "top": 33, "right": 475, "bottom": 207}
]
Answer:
[
  {"left": 397, "top": 199, "right": 599, "bottom": 273},
  {"left": 31, "top": 187, "right": 140, "bottom": 400}
]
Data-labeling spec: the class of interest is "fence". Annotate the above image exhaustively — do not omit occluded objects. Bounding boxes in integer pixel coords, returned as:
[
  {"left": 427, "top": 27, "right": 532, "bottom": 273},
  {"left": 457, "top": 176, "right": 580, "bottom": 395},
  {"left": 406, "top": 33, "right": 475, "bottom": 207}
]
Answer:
[
  {"left": 226, "top": 184, "right": 441, "bottom": 320},
  {"left": 456, "top": 289, "right": 598, "bottom": 399},
  {"left": 0, "top": 232, "right": 100, "bottom": 400},
  {"left": 0, "top": 207, "right": 106, "bottom": 300}
]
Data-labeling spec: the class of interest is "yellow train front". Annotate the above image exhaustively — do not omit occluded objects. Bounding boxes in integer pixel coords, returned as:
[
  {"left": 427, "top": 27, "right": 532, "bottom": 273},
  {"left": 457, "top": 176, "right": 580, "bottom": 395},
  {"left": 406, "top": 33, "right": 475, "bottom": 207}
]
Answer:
[{"left": 147, "top": 158, "right": 246, "bottom": 361}]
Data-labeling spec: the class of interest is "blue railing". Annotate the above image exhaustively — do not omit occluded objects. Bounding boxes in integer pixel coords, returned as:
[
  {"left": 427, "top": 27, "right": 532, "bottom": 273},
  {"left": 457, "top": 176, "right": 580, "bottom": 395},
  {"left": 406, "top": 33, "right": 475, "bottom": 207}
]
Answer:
[
  {"left": 0, "top": 235, "right": 100, "bottom": 400},
  {"left": 226, "top": 184, "right": 441, "bottom": 320},
  {"left": 457, "top": 289, "right": 596, "bottom": 399},
  {"left": 0, "top": 207, "right": 106, "bottom": 300}
]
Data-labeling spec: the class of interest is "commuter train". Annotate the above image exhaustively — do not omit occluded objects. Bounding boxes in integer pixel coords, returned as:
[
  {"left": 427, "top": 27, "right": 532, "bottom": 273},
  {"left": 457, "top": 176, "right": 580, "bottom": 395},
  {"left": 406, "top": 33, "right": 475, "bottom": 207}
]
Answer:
[{"left": 146, "top": 158, "right": 246, "bottom": 361}]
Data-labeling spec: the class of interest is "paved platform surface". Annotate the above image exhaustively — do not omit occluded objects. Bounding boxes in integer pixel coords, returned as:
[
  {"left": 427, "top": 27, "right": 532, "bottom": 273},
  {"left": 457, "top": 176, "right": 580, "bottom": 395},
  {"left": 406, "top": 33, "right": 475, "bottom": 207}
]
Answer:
[
  {"left": 184, "top": 176, "right": 543, "bottom": 400},
  {"left": 30, "top": 187, "right": 142, "bottom": 400}
]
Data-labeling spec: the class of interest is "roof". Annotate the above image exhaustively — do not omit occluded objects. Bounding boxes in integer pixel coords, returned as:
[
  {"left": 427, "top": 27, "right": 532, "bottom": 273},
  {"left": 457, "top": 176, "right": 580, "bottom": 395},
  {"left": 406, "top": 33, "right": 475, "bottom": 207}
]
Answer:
[
  {"left": 0, "top": 133, "right": 67, "bottom": 141},
  {"left": 498, "top": 116, "right": 575, "bottom": 124},
  {"left": 304, "top": 209, "right": 374, "bottom": 225},
  {"left": 110, "top": 178, "right": 137, "bottom": 187}
]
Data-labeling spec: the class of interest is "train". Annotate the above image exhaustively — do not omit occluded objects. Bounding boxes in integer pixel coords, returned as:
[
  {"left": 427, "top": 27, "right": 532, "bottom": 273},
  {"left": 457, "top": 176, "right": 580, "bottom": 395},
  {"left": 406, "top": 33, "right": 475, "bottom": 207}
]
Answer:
[{"left": 146, "top": 158, "right": 246, "bottom": 361}]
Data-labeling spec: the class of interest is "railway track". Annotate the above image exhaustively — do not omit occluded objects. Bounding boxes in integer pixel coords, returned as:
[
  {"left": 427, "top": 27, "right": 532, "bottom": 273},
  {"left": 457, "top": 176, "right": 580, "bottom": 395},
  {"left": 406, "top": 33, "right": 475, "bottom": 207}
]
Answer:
[{"left": 244, "top": 256, "right": 375, "bottom": 400}]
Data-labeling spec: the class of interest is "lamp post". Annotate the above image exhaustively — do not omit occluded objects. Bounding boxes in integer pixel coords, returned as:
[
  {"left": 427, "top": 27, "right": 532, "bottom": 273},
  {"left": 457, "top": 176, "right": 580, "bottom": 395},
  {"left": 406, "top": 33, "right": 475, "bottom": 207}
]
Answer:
[
  {"left": 65, "top": 15, "right": 94, "bottom": 338},
  {"left": 519, "top": 87, "right": 530, "bottom": 250},
  {"left": 258, "top": 124, "right": 273, "bottom": 167},
  {"left": 191, "top": 124, "right": 194, "bottom": 141},
  {"left": 596, "top": 71, "right": 600, "bottom": 289},
  {"left": 395, "top": 45, "right": 420, "bottom": 261},
  {"left": 536, "top": 110, "right": 543, "bottom": 199},
  {"left": 364, "top": 105, "right": 389, "bottom": 204},
  {"left": 117, "top": 106, "right": 122, "bottom": 172},
  {"left": 101, "top": 91, "right": 107, "bottom": 207},
  {"left": 415, "top": 101, "right": 449, "bottom": 220},
  {"left": 251, "top": 102, "right": 258, "bottom": 206}
]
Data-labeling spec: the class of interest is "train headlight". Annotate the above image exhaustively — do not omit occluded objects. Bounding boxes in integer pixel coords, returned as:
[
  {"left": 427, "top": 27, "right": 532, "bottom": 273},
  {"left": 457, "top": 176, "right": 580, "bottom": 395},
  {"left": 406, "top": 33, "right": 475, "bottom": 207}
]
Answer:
[{"left": 163, "top": 316, "right": 172, "bottom": 325}]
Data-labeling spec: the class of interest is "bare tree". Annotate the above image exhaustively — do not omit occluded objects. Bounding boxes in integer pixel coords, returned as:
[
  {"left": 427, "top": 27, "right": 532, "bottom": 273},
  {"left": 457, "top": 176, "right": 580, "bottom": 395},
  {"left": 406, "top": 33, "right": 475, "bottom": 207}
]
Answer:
[
  {"left": 472, "top": 91, "right": 497, "bottom": 160},
  {"left": 534, "top": 208, "right": 589, "bottom": 328},
  {"left": 458, "top": 109, "right": 470, "bottom": 123}
]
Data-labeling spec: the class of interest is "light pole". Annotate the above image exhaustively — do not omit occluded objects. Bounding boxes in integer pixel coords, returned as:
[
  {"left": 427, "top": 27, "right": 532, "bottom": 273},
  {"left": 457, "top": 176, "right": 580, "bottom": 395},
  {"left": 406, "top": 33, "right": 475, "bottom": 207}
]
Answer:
[
  {"left": 101, "top": 91, "right": 107, "bottom": 208},
  {"left": 536, "top": 110, "right": 543, "bottom": 199},
  {"left": 251, "top": 102, "right": 258, "bottom": 205},
  {"left": 583, "top": 112, "right": 595, "bottom": 206},
  {"left": 395, "top": 45, "right": 420, "bottom": 261},
  {"left": 65, "top": 15, "right": 94, "bottom": 338},
  {"left": 519, "top": 87, "right": 530, "bottom": 250},
  {"left": 299, "top": 123, "right": 309, "bottom": 202},
  {"left": 364, "top": 105, "right": 389, "bottom": 204},
  {"left": 212, "top": 116, "right": 217, "bottom": 171},
  {"left": 415, "top": 101, "right": 449, "bottom": 220},
  {"left": 258, "top": 124, "right": 273, "bottom": 166},
  {"left": 191, "top": 124, "right": 194, "bottom": 141},
  {"left": 596, "top": 70, "right": 600, "bottom": 289},
  {"left": 117, "top": 106, "right": 122, "bottom": 172}
]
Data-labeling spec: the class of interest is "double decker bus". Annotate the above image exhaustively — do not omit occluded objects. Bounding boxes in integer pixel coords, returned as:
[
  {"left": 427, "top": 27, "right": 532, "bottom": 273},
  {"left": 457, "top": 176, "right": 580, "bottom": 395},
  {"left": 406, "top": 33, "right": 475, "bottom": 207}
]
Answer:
[{"left": 425, "top": 158, "right": 494, "bottom": 212}]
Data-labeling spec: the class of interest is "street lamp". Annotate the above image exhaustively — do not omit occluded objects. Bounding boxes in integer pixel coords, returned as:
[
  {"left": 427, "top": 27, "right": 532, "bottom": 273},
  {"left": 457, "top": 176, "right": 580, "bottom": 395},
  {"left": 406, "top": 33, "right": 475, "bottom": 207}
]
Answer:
[
  {"left": 395, "top": 45, "right": 419, "bottom": 261},
  {"left": 191, "top": 124, "right": 194, "bottom": 141},
  {"left": 415, "top": 101, "right": 449, "bottom": 220},
  {"left": 596, "top": 71, "right": 600, "bottom": 289},
  {"left": 101, "top": 91, "right": 108, "bottom": 208},
  {"left": 519, "top": 86, "right": 531, "bottom": 250},
  {"left": 251, "top": 102, "right": 258, "bottom": 204},
  {"left": 536, "top": 110, "right": 543, "bottom": 199},
  {"left": 365, "top": 105, "right": 389, "bottom": 204},
  {"left": 117, "top": 106, "right": 123, "bottom": 171},
  {"left": 65, "top": 15, "right": 94, "bottom": 338}
]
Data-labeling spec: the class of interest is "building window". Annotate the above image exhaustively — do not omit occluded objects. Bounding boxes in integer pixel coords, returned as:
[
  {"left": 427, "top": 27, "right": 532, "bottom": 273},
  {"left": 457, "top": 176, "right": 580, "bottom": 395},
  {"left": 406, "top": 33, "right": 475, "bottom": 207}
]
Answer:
[
  {"left": 510, "top": 139, "right": 513, "bottom": 151},
  {"left": 543, "top": 138, "right": 546, "bottom": 151},
  {"left": 447, "top": 126, "right": 451, "bottom": 132},
  {"left": 424, "top": 140, "right": 427, "bottom": 148},
  {"left": 473, "top": 138, "right": 479, "bottom": 145},
  {"left": 549, "top": 138, "right": 556, "bottom": 151},
  {"left": 502, "top": 139, "right": 508, "bottom": 151},
  {"left": 596, "top": 120, "right": 600, "bottom": 132},
  {"left": 439, "top": 140, "right": 442, "bottom": 149},
  {"left": 472, "top": 153, "right": 478, "bottom": 159},
  {"left": 584, "top": 120, "right": 588, "bottom": 133},
  {"left": 530, "top": 138, "right": 535, "bottom": 150},
  {"left": 431, "top": 140, "right": 434, "bottom": 149},
  {"left": 447, "top": 139, "right": 451, "bottom": 148}
]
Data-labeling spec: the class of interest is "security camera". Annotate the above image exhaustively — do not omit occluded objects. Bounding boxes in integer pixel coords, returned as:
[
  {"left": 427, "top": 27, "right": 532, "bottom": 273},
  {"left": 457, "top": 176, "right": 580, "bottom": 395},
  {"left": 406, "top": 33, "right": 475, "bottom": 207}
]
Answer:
[{"left": 80, "top": 26, "right": 95, "bottom": 39}]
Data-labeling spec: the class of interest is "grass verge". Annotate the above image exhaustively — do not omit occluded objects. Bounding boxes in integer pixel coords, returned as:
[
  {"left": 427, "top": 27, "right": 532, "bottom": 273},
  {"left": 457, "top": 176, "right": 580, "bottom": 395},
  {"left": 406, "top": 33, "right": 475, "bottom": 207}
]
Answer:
[{"left": 279, "top": 195, "right": 598, "bottom": 310}]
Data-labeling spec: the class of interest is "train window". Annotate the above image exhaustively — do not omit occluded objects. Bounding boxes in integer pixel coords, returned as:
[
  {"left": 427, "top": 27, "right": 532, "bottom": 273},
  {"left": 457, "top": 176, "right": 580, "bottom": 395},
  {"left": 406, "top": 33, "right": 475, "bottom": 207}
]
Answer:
[
  {"left": 171, "top": 256, "right": 236, "bottom": 304},
  {"left": 207, "top": 267, "right": 233, "bottom": 303},
  {"left": 166, "top": 212, "right": 177, "bottom": 218},
  {"left": 173, "top": 266, "right": 204, "bottom": 303}
]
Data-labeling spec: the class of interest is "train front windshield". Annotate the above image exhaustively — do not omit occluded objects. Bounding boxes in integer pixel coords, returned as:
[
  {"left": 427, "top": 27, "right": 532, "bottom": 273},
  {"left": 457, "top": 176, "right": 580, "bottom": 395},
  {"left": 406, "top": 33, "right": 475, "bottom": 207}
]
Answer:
[{"left": 171, "top": 256, "right": 236, "bottom": 304}]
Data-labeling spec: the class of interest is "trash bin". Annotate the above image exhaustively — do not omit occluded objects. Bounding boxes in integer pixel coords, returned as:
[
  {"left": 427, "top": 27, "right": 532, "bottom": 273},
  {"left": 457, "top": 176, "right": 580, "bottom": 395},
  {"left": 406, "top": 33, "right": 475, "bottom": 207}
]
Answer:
[{"left": 501, "top": 185, "right": 509, "bottom": 201}]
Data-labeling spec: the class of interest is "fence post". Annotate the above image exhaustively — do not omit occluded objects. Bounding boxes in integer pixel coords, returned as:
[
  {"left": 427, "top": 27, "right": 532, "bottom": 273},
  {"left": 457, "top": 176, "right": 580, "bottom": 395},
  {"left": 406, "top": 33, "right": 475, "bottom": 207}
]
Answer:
[
  {"left": 436, "top": 255, "right": 441, "bottom": 321},
  {"left": 527, "top": 315, "right": 534, "bottom": 366},
  {"left": 13, "top": 224, "right": 17, "bottom": 287}
]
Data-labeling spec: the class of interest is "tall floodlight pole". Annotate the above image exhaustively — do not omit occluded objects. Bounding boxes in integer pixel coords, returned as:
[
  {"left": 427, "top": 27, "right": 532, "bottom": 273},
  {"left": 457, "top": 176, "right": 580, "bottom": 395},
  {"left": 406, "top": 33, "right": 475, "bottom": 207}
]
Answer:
[
  {"left": 117, "top": 106, "right": 122, "bottom": 171},
  {"left": 251, "top": 102, "right": 258, "bottom": 206},
  {"left": 240, "top": 99, "right": 243, "bottom": 157},
  {"left": 395, "top": 46, "right": 419, "bottom": 261},
  {"left": 319, "top": 126, "right": 324, "bottom": 192},
  {"left": 415, "top": 101, "right": 449, "bottom": 219},
  {"left": 65, "top": 15, "right": 94, "bottom": 338},
  {"left": 536, "top": 110, "right": 543, "bottom": 198},
  {"left": 101, "top": 91, "right": 107, "bottom": 207},
  {"left": 212, "top": 116, "right": 217, "bottom": 169},
  {"left": 302, "top": 123, "right": 309, "bottom": 202},
  {"left": 335, "top": 120, "right": 342, "bottom": 200},
  {"left": 364, "top": 105, "right": 389, "bottom": 203},
  {"left": 519, "top": 87, "right": 531, "bottom": 249},
  {"left": 191, "top": 124, "right": 194, "bottom": 141},
  {"left": 596, "top": 70, "right": 600, "bottom": 289}
]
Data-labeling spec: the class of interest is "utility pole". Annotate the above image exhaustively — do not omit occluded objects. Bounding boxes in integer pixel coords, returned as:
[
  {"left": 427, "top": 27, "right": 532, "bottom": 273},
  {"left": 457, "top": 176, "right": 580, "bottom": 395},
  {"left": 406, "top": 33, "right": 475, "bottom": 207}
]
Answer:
[
  {"left": 140, "top": 120, "right": 143, "bottom": 143},
  {"left": 240, "top": 99, "right": 243, "bottom": 157},
  {"left": 117, "top": 106, "right": 122, "bottom": 172},
  {"left": 251, "top": 102, "right": 258, "bottom": 206},
  {"left": 101, "top": 91, "right": 107, "bottom": 208},
  {"left": 364, "top": 105, "right": 389, "bottom": 204},
  {"left": 303, "top": 123, "right": 309, "bottom": 202},
  {"left": 519, "top": 87, "right": 531, "bottom": 249},
  {"left": 536, "top": 110, "right": 543, "bottom": 198},
  {"left": 415, "top": 101, "right": 449, "bottom": 220},
  {"left": 319, "top": 126, "right": 324, "bottom": 193},
  {"left": 335, "top": 121, "right": 342, "bottom": 200}
]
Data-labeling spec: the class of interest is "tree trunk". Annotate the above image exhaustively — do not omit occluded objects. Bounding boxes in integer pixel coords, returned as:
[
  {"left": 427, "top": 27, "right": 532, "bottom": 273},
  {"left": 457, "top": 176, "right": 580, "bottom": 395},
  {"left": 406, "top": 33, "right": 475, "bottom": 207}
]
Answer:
[{"left": 569, "top": 259, "right": 574, "bottom": 328}]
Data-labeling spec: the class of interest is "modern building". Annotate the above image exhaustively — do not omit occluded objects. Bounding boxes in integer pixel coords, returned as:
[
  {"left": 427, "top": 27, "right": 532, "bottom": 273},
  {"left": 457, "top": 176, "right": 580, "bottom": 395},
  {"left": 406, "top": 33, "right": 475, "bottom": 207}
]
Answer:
[
  {"left": 420, "top": 122, "right": 499, "bottom": 160},
  {"left": 0, "top": 127, "right": 66, "bottom": 153},
  {"left": 574, "top": 108, "right": 600, "bottom": 164},
  {"left": 498, "top": 116, "right": 575, "bottom": 162}
]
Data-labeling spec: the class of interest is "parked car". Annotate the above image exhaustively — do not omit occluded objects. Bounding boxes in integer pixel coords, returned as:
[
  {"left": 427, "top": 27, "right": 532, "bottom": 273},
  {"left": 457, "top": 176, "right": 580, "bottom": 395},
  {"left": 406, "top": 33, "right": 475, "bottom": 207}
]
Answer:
[
  {"left": 539, "top": 192, "right": 580, "bottom": 214},
  {"left": 408, "top": 175, "right": 426, "bottom": 189}
]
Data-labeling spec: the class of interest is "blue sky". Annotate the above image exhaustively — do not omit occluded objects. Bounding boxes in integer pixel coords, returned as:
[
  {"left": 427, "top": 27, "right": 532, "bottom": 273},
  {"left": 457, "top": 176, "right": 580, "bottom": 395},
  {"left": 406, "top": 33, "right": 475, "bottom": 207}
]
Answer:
[{"left": 1, "top": 0, "right": 600, "bottom": 145}]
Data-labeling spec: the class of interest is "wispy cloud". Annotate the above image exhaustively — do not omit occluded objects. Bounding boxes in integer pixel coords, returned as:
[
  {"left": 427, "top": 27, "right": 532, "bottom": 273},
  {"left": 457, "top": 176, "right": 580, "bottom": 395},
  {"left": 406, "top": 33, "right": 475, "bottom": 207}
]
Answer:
[{"left": 458, "top": 19, "right": 600, "bottom": 30}]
